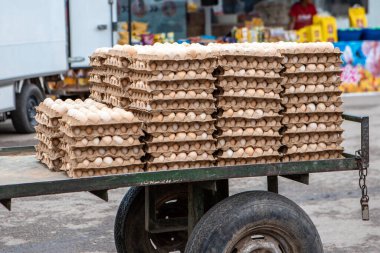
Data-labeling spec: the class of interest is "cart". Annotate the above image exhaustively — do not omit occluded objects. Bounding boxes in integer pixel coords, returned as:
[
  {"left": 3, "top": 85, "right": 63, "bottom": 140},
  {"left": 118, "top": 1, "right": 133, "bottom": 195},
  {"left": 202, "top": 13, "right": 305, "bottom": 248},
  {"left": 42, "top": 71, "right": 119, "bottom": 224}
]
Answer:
[{"left": 0, "top": 114, "right": 369, "bottom": 253}]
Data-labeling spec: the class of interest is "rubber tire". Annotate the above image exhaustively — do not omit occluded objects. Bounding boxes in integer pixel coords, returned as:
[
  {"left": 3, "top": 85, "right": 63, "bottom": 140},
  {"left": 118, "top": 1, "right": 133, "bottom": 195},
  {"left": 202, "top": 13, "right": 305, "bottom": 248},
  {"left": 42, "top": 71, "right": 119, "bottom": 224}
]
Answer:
[
  {"left": 11, "top": 84, "right": 44, "bottom": 133},
  {"left": 114, "top": 187, "right": 188, "bottom": 253},
  {"left": 185, "top": 191, "right": 323, "bottom": 253}
]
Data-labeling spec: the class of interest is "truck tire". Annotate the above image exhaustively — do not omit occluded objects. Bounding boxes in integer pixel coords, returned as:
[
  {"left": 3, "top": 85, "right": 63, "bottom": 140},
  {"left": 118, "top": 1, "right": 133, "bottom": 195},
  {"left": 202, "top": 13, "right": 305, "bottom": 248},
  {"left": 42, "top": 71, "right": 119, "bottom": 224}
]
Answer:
[
  {"left": 185, "top": 191, "right": 323, "bottom": 253},
  {"left": 11, "top": 84, "right": 44, "bottom": 133},
  {"left": 114, "top": 187, "right": 188, "bottom": 253}
]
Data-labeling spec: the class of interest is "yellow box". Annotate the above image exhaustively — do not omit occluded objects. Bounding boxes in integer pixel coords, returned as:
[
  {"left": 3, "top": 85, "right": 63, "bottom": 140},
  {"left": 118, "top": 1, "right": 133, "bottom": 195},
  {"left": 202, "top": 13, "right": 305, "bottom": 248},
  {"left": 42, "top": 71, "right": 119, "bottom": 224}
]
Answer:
[
  {"left": 313, "top": 15, "right": 338, "bottom": 42},
  {"left": 349, "top": 6, "right": 367, "bottom": 28},
  {"left": 297, "top": 27, "right": 308, "bottom": 43},
  {"left": 307, "top": 25, "right": 322, "bottom": 42}
]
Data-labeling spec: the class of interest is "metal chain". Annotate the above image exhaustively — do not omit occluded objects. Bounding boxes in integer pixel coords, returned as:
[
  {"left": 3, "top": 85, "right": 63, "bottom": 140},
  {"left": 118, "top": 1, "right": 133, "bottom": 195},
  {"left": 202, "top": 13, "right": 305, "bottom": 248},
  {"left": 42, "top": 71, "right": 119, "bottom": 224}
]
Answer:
[{"left": 356, "top": 150, "right": 369, "bottom": 220}]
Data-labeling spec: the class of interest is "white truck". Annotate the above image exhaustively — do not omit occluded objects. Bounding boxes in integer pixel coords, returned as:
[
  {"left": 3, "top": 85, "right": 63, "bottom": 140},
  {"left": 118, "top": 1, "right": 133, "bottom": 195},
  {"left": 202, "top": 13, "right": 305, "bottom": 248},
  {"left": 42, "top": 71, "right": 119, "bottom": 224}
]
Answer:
[{"left": 0, "top": 0, "right": 116, "bottom": 133}]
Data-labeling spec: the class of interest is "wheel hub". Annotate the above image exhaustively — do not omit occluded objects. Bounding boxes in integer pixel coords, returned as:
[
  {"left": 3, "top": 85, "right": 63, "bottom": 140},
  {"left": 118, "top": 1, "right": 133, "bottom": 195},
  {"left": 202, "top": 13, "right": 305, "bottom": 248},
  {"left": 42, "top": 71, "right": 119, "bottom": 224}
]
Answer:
[{"left": 27, "top": 96, "right": 38, "bottom": 126}]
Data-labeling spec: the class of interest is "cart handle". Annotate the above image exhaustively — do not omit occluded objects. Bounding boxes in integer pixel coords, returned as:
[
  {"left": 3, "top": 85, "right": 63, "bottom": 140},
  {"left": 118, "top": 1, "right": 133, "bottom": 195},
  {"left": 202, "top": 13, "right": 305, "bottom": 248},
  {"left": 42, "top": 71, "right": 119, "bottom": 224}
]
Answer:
[{"left": 342, "top": 114, "right": 369, "bottom": 168}]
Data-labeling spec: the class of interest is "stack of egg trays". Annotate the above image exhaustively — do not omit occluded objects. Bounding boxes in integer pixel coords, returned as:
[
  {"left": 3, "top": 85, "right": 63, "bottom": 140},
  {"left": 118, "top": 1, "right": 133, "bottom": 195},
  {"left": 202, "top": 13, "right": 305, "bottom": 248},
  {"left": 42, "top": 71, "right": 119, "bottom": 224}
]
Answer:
[
  {"left": 89, "top": 45, "right": 132, "bottom": 109},
  {"left": 128, "top": 51, "right": 219, "bottom": 171},
  {"left": 280, "top": 46, "right": 344, "bottom": 162},
  {"left": 59, "top": 109, "right": 144, "bottom": 178},
  {"left": 35, "top": 102, "right": 66, "bottom": 171},
  {"left": 89, "top": 48, "right": 109, "bottom": 104},
  {"left": 215, "top": 47, "right": 284, "bottom": 166}
]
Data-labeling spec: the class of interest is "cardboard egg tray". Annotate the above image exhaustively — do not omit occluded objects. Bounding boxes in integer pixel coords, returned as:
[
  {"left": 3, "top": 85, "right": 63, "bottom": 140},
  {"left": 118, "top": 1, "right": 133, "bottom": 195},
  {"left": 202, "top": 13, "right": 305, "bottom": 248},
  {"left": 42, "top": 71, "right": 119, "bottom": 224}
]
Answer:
[
  {"left": 219, "top": 69, "right": 281, "bottom": 79},
  {"left": 103, "top": 55, "right": 129, "bottom": 69},
  {"left": 66, "top": 164, "right": 145, "bottom": 178},
  {"left": 36, "top": 132, "right": 61, "bottom": 149},
  {"left": 282, "top": 133, "right": 343, "bottom": 146},
  {"left": 89, "top": 74, "right": 103, "bottom": 84},
  {"left": 128, "top": 69, "right": 216, "bottom": 82},
  {"left": 130, "top": 99, "right": 215, "bottom": 112},
  {"left": 146, "top": 139, "right": 216, "bottom": 153},
  {"left": 281, "top": 73, "right": 340, "bottom": 85},
  {"left": 132, "top": 109, "right": 214, "bottom": 123},
  {"left": 216, "top": 116, "right": 282, "bottom": 129},
  {"left": 89, "top": 90, "right": 104, "bottom": 103},
  {"left": 64, "top": 145, "right": 144, "bottom": 160},
  {"left": 135, "top": 49, "right": 217, "bottom": 62},
  {"left": 282, "top": 150, "right": 343, "bottom": 162},
  {"left": 282, "top": 113, "right": 342, "bottom": 125},
  {"left": 147, "top": 130, "right": 214, "bottom": 143},
  {"left": 130, "top": 79, "right": 215, "bottom": 92},
  {"left": 144, "top": 120, "right": 215, "bottom": 134},
  {"left": 146, "top": 161, "right": 215, "bottom": 172},
  {"left": 35, "top": 142, "right": 65, "bottom": 160},
  {"left": 148, "top": 149, "right": 214, "bottom": 160},
  {"left": 277, "top": 46, "right": 341, "bottom": 55},
  {"left": 281, "top": 54, "right": 342, "bottom": 64},
  {"left": 283, "top": 62, "right": 341, "bottom": 73},
  {"left": 284, "top": 102, "right": 343, "bottom": 114},
  {"left": 219, "top": 108, "right": 280, "bottom": 119},
  {"left": 60, "top": 121, "right": 142, "bottom": 138},
  {"left": 218, "top": 148, "right": 280, "bottom": 160},
  {"left": 62, "top": 155, "right": 143, "bottom": 170},
  {"left": 217, "top": 136, "right": 281, "bottom": 150},
  {"left": 283, "top": 84, "right": 341, "bottom": 95},
  {"left": 217, "top": 77, "right": 281, "bottom": 90},
  {"left": 218, "top": 56, "right": 283, "bottom": 70},
  {"left": 216, "top": 126, "right": 281, "bottom": 138},
  {"left": 130, "top": 87, "right": 215, "bottom": 100},
  {"left": 284, "top": 123, "right": 343, "bottom": 134},
  {"left": 217, "top": 98, "right": 281, "bottom": 112},
  {"left": 286, "top": 142, "right": 342, "bottom": 153},
  {"left": 60, "top": 111, "right": 140, "bottom": 127},
  {"left": 35, "top": 112, "right": 60, "bottom": 128},
  {"left": 36, "top": 151, "right": 62, "bottom": 171},
  {"left": 217, "top": 156, "right": 280, "bottom": 166},
  {"left": 35, "top": 124, "right": 62, "bottom": 138},
  {"left": 130, "top": 58, "right": 218, "bottom": 72},
  {"left": 61, "top": 134, "right": 141, "bottom": 148},
  {"left": 102, "top": 93, "right": 130, "bottom": 109},
  {"left": 103, "top": 75, "right": 130, "bottom": 88},
  {"left": 282, "top": 94, "right": 342, "bottom": 105}
]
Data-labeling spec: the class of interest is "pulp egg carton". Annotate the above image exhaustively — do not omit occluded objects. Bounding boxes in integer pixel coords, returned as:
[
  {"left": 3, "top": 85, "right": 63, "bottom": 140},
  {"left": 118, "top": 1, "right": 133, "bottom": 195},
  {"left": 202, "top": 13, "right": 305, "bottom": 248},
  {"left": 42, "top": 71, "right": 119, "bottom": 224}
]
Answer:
[
  {"left": 89, "top": 48, "right": 110, "bottom": 67},
  {"left": 148, "top": 149, "right": 215, "bottom": 161},
  {"left": 217, "top": 136, "right": 281, "bottom": 150},
  {"left": 35, "top": 112, "right": 60, "bottom": 128},
  {"left": 218, "top": 55, "right": 283, "bottom": 70},
  {"left": 284, "top": 102, "right": 343, "bottom": 114},
  {"left": 216, "top": 126, "right": 281, "bottom": 138},
  {"left": 63, "top": 155, "right": 143, "bottom": 170},
  {"left": 282, "top": 94, "right": 342, "bottom": 106},
  {"left": 35, "top": 132, "right": 61, "bottom": 149},
  {"left": 66, "top": 164, "right": 145, "bottom": 178},
  {"left": 62, "top": 134, "right": 141, "bottom": 148},
  {"left": 276, "top": 42, "right": 340, "bottom": 55},
  {"left": 219, "top": 146, "right": 279, "bottom": 159},
  {"left": 103, "top": 74, "right": 130, "bottom": 88},
  {"left": 217, "top": 97, "right": 281, "bottom": 112},
  {"left": 286, "top": 142, "right": 342, "bottom": 154},
  {"left": 283, "top": 62, "right": 341, "bottom": 74},
  {"left": 60, "top": 107, "right": 140, "bottom": 126},
  {"left": 283, "top": 84, "right": 342, "bottom": 95},
  {"left": 282, "top": 53, "right": 342, "bottom": 65},
  {"left": 282, "top": 132, "right": 343, "bottom": 146},
  {"left": 282, "top": 150, "right": 343, "bottom": 162},
  {"left": 36, "top": 151, "right": 62, "bottom": 171},
  {"left": 219, "top": 108, "right": 280, "bottom": 119},
  {"left": 89, "top": 73, "right": 103, "bottom": 84},
  {"left": 281, "top": 73, "right": 341, "bottom": 86},
  {"left": 103, "top": 55, "right": 130, "bottom": 69},
  {"left": 90, "top": 83, "right": 108, "bottom": 94},
  {"left": 129, "top": 58, "right": 217, "bottom": 72},
  {"left": 219, "top": 68, "right": 281, "bottom": 79},
  {"left": 216, "top": 116, "right": 282, "bottom": 129},
  {"left": 35, "top": 142, "right": 65, "bottom": 160},
  {"left": 147, "top": 131, "right": 214, "bottom": 144},
  {"left": 130, "top": 79, "right": 215, "bottom": 93},
  {"left": 60, "top": 122, "right": 142, "bottom": 138},
  {"left": 130, "top": 86, "right": 215, "bottom": 100},
  {"left": 130, "top": 98, "right": 215, "bottom": 113},
  {"left": 102, "top": 85, "right": 130, "bottom": 98},
  {"left": 217, "top": 77, "right": 281, "bottom": 90},
  {"left": 133, "top": 110, "right": 214, "bottom": 123},
  {"left": 35, "top": 124, "right": 63, "bottom": 138},
  {"left": 217, "top": 155, "right": 280, "bottom": 166},
  {"left": 64, "top": 145, "right": 144, "bottom": 160},
  {"left": 146, "top": 139, "right": 216, "bottom": 153},
  {"left": 89, "top": 90, "right": 104, "bottom": 103},
  {"left": 284, "top": 122, "right": 343, "bottom": 134},
  {"left": 220, "top": 87, "right": 281, "bottom": 98},
  {"left": 282, "top": 113, "right": 343, "bottom": 125},
  {"left": 129, "top": 69, "right": 215, "bottom": 82},
  {"left": 102, "top": 94, "right": 130, "bottom": 109},
  {"left": 146, "top": 161, "right": 215, "bottom": 172},
  {"left": 144, "top": 120, "right": 215, "bottom": 134}
]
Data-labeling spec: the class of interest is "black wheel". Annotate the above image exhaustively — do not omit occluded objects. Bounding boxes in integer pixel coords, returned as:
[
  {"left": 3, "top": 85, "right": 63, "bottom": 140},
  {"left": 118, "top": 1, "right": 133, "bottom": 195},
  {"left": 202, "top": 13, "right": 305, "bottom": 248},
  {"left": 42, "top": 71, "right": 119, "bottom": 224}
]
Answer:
[
  {"left": 11, "top": 84, "right": 44, "bottom": 133},
  {"left": 185, "top": 191, "right": 323, "bottom": 253},
  {"left": 114, "top": 187, "right": 188, "bottom": 253}
]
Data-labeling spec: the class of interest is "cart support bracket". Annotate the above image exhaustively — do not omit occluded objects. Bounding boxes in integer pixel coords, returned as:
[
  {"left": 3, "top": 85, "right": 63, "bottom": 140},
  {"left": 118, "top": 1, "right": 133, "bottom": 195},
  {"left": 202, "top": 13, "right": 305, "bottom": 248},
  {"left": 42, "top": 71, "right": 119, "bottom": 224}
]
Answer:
[
  {"left": 282, "top": 174, "right": 309, "bottom": 185},
  {"left": 89, "top": 190, "right": 108, "bottom": 202},
  {"left": 0, "top": 199, "right": 11, "bottom": 211}
]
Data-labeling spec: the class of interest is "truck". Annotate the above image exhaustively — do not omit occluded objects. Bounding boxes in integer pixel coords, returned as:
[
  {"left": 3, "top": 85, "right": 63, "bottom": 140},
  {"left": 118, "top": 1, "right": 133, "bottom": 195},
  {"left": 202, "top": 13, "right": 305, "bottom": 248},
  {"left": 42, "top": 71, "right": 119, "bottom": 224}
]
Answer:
[{"left": 0, "top": 0, "right": 116, "bottom": 133}]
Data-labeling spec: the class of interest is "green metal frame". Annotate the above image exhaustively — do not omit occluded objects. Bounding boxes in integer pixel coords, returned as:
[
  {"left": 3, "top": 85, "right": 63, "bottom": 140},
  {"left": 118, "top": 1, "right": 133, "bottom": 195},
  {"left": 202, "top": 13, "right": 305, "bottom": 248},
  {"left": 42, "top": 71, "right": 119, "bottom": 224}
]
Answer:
[{"left": 0, "top": 114, "right": 369, "bottom": 212}]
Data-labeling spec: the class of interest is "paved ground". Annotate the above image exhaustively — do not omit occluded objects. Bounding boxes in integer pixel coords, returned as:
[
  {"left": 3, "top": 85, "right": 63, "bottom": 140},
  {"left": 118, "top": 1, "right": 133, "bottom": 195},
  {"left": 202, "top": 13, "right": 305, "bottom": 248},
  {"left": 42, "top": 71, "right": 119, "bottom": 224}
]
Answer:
[{"left": 0, "top": 95, "right": 379, "bottom": 253}]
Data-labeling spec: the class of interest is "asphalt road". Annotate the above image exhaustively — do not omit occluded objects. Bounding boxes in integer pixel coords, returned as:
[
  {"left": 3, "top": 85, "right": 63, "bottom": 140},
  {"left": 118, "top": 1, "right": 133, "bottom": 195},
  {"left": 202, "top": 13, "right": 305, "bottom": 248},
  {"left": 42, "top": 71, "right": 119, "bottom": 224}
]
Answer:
[{"left": 0, "top": 94, "right": 379, "bottom": 253}]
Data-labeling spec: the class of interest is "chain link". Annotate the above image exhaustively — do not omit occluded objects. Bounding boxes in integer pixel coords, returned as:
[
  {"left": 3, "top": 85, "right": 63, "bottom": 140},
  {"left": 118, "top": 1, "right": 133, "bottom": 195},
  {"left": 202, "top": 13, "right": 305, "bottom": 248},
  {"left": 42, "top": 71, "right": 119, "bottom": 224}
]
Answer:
[{"left": 356, "top": 150, "right": 369, "bottom": 220}]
